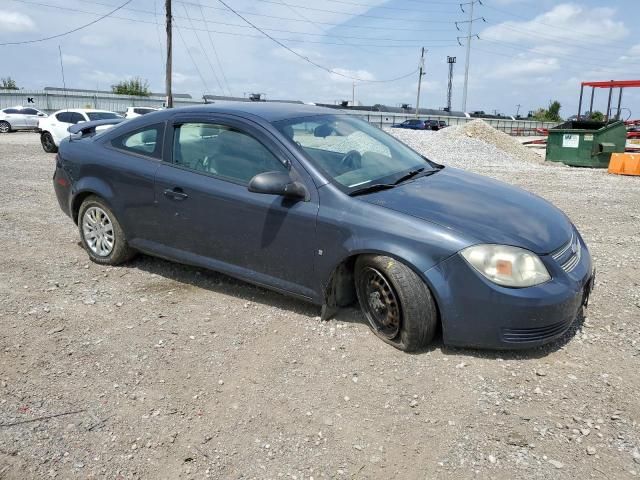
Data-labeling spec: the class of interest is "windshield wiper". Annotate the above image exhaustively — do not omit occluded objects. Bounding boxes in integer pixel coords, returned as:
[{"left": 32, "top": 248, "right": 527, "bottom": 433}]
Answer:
[
  {"left": 348, "top": 183, "right": 396, "bottom": 197},
  {"left": 391, "top": 167, "right": 425, "bottom": 185}
]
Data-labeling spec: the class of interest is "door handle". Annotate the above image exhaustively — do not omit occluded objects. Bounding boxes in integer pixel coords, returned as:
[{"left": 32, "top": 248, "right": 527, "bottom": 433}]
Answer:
[{"left": 163, "top": 188, "right": 189, "bottom": 200}]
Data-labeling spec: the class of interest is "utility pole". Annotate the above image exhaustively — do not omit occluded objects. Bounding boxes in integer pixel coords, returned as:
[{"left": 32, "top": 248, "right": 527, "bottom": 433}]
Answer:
[
  {"left": 458, "top": 1, "right": 484, "bottom": 112},
  {"left": 352, "top": 81, "right": 355, "bottom": 106},
  {"left": 446, "top": 56, "right": 456, "bottom": 112},
  {"left": 415, "top": 47, "right": 426, "bottom": 118},
  {"left": 515, "top": 104, "right": 521, "bottom": 117},
  {"left": 165, "top": 0, "right": 173, "bottom": 108}
]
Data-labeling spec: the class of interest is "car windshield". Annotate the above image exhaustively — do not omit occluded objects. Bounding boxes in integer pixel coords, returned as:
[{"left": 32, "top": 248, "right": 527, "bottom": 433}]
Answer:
[
  {"left": 87, "top": 112, "right": 121, "bottom": 121},
  {"left": 274, "top": 114, "right": 437, "bottom": 191}
]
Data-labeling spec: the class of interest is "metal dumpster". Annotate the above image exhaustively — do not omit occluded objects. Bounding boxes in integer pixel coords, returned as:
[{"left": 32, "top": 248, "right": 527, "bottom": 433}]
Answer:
[{"left": 545, "top": 120, "right": 627, "bottom": 167}]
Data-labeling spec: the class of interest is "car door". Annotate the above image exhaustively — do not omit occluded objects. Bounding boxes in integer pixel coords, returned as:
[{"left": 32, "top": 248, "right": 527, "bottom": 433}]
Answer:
[
  {"left": 153, "top": 115, "right": 320, "bottom": 299},
  {"left": 98, "top": 122, "right": 165, "bottom": 241},
  {"left": 21, "top": 108, "right": 41, "bottom": 128},
  {"left": 4, "top": 108, "right": 26, "bottom": 128}
]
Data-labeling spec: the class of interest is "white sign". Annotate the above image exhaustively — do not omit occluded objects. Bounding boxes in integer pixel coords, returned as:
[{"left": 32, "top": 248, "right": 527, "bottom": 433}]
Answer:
[{"left": 562, "top": 134, "right": 580, "bottom": 148}]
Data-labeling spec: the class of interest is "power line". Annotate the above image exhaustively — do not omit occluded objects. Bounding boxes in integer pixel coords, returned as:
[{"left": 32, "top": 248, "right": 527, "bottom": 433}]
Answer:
[
  {"left": 280, "top": 0, "right": 378, "bottom": 56},
  {"left": 174, "top": 20, "right": 211, "bottom": 93},
  {"left": 5, "top": 0, "right": 456, "bottom": 44},
  {"left": 250, "top": 0, "right": 460, "bottom": 24},
  {"left": 215, "top": 0, "right": 421, "bottom": 82},
  {"left": 483, "top": 2, "right": 626, "bottom": 44},
  {"left": 153, "top": 0, "right": 166, "bottom": 77},
  {"left": 294, "top": 0, "right": 458, "bottom": 14},
  {"left": 479, "top": 38, "right": 640, "bottom": 69},
  {"left": 0, "top": 0, "right": 132, "bottom": 46},
  {"left": 181, "top": 2, "right": 225, "bottom": 94},
  {"left": 196, "top": 1, "right": 232, "bottom": 96}
]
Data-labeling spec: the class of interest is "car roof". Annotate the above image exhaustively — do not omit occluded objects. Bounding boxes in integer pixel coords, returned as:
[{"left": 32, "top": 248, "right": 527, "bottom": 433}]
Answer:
[
  {"left": 170, "top": 102, "right": 342, "bottom": 122},
  {"left": 52, "top": 109, "right": 117, "bottom": 114}
]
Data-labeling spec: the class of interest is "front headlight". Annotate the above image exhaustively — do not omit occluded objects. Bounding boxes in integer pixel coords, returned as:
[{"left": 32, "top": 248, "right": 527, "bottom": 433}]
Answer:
[{"left": 460, "top": 244, "right": 551, "bottom": 288}]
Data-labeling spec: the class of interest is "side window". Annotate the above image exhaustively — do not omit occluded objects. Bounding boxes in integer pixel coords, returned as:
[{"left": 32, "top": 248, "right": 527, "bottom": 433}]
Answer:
[
  {"left": 4, "top": 108, "right": 19, "bottom": 114},
  {"left": 56, "top": 112, "right": 71, "bottom": 123},
  {"left": 173, "top": 123, "right": 287, "bottom": 184},
  {"left": 111, "top": 123, "right": 164, "bottom": 159},
  {"left": 22, "top": 108, "right": 39, "bottom": 115},
  {"left": 69, "top": 112, "right": 85, "bottom": 124}
]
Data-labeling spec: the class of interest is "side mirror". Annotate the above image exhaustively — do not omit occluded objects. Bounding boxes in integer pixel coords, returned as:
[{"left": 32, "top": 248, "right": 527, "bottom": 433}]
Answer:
[
  {"left": 37, "top": 112, "right": 46, "bottom": 117},
  {"left": 248, "top": 171, "right": 307, "bottom": 200}
]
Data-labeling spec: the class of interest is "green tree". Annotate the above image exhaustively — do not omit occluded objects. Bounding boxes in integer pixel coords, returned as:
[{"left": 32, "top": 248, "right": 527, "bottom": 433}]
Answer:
[
  {"left": 1, "top": 77, "right": 18, "bottom": 90},
  {"left": 532, "top": 100, "right": 563, "bottom": 122},
  {"left": 589, "top": 110, "right": 605, "bottom": 121},
  {"left": 111, "top": 77, "right": 150, "bottom": 96}
]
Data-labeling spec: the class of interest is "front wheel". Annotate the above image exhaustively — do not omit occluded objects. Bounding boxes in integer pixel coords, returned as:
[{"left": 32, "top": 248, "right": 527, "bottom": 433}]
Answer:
[
  {"left": 355, "top": 255, "right": 437, "bottom": 351},
  {"left": 78, "top": 196, "right": 135, "bottom": 265},
  {"left": 41, "top": 131, "right": 58, "bottom": 153},
  {"left": 0, "top": 121, "right": 11, "bottom": 133}
]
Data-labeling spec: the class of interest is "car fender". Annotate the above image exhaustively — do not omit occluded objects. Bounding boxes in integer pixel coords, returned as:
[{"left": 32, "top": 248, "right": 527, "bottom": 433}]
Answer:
[{"left": 70, "top": 176, "right": 116, "bottom": 223}]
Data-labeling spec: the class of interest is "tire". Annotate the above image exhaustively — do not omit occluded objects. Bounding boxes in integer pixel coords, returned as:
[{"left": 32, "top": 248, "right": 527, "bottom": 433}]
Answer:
[
  {"left": 41, "top": 131, "right": 58, "bottom": 153},
  {"left": 0, "top": 121, "right": 11, "bottom": 133},
  {"left": 78, "top": 196, "right": 135, "bottom": 265},
  {"left": 355, "top": 255, "right": 437, "bottom": 352}
]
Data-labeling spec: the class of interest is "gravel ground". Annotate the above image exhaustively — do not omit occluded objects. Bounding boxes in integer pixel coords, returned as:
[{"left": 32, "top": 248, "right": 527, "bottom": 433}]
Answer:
[{"left": 1, "top": 131, "right": 639, "bottom": 479}]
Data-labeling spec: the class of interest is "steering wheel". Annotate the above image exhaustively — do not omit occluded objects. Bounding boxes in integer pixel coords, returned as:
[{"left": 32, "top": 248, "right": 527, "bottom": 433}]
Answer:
[
  {"left": 340, "top": 150, "right": 362, "bottom": 171},
  {"left": 195, "top": 156, "right": 211, "bottom": 172}
]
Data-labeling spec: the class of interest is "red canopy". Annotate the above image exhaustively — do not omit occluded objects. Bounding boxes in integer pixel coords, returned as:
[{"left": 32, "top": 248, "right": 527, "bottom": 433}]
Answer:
[{"left": 581, "top": 80, "right": 640, "bottom": 88}]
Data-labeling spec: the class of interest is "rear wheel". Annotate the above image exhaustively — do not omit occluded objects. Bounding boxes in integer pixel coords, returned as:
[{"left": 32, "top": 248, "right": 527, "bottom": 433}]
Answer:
[
  {"left": 0, "top": 121, "right": 11, "bottom": 133},
  {"left": 78, "top": 196, "right": 135, "bottom": 265},
  {"left": 41, "top": 131, "right": 58, "bottom": 153},
  {"left": 355, "top": 255, "right": 437, "bottom": 351}
]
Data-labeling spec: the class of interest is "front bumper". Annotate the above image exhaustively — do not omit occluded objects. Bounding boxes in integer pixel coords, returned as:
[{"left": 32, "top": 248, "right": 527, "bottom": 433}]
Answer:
[{"left": 424, "top": 235, "right": 593, "bottom": 349}]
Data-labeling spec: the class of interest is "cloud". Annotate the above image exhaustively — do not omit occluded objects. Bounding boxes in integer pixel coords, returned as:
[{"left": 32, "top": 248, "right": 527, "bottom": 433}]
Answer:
[
  {"left": 486, "top": 56, "right": 560, "bottom": 78},
  {"left": 482, "top": 4, "right": 627, "bottom": 46},
  {"left": 61, "top": 54, "right": 86, "bottom": 66},
  {"left": 172, "top": 72, "right": 195, "bottom": 85},
  {"left": 0, "top": 10, "right": 35, "bottom": 32},
  {"left": 80, "top": 35, "right": 111, "bottom": 48},
  {"left": 329, "top": 68, "right": 375, "bottom": 83}
]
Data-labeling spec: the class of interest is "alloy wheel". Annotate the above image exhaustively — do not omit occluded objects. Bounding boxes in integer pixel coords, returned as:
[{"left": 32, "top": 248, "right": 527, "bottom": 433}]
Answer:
[{"left": 82, "top": 206, "right": 115, "bottom": 257}]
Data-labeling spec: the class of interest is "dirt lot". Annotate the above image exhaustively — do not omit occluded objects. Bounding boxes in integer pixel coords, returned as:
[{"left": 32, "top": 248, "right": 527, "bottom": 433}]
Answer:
[{"left": 0, "top": 132, "right": 639, "bottom": 479}]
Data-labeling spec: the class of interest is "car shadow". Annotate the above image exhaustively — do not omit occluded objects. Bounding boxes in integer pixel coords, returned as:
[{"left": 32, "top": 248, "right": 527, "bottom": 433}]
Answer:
[
  {"left": 122, "top": 253, "right": 321, "bottom": 318},
  {"left": 117, "top": 252, "right": 585, "bottom": 360}
]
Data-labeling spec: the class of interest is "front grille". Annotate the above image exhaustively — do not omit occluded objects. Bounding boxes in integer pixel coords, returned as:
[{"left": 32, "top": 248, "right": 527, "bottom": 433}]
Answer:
[
  {"left": 551, "top": 231, "right": 581, "bottom": 273},
  {"left": 502, "top": 317, "right": 573, "bottom": 343}
]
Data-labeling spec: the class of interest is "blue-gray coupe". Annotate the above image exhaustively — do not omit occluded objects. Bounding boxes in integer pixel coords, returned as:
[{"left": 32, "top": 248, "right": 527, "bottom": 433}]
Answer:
[{"left": 53, "top": 103, "right": 594, "bottom": 351}]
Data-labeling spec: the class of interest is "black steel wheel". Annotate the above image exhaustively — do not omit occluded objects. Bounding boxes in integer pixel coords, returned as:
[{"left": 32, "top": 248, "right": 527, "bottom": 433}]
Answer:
[
  {"left": 41, "top": 131, "right": 58, "bottom": 153},
  {"left": 358, "top": 267, "right": 401, "bottom": 339},
  {"left": 355, "top": 255, "right": 437, "bottom": 351}
]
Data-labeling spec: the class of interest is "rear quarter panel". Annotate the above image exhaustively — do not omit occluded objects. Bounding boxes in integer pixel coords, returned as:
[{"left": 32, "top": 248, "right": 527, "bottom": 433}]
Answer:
[{"left": 63, "top": 138, "right": 159, "bottom": 239}]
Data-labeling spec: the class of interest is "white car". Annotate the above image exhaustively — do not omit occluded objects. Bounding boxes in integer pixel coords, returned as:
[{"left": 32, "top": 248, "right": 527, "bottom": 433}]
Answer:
[
  {"left": 39, "top": 109, "right": 122, "bottom": 153},
  {"left": 0, "top": 106, "right": 47, "bottom": 133},
  {"left": 124, "top": 106, "right": 160, "bottom": 118}
]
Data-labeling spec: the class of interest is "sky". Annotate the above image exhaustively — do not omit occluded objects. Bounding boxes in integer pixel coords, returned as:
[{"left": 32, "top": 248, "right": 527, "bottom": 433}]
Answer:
[{"left": 1, "top": 0, "right": 640, "bottom": 118}]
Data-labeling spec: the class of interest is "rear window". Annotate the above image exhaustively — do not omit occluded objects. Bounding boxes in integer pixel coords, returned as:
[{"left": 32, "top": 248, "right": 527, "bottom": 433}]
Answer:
[
  {"left": 111, "top": 123, "right": 164, "bottom": 159},
  {"left": 56, "top": 112, "right": 73, "bottom": 123},
  {"left": 133, "top": 108, "right": 155, "bottom": 115},
  {"left": 87, "top": 112, "right": 120, "bottom": 121}
]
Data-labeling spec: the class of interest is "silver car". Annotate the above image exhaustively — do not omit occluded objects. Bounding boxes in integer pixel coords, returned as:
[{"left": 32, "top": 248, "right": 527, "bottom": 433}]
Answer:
[{"left": 0, "top": 106, "right": 47, "bottom": 133}]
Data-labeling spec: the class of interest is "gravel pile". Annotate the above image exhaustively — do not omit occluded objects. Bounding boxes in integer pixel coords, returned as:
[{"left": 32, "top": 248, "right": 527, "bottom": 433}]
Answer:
[{"left": 386, "top": 119, "right": 548, "bottom": 170}]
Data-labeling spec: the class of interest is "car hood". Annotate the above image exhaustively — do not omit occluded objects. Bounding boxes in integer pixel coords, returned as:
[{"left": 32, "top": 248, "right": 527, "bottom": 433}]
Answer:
[{"left": 359, "top": 167, "right": 572, "bottom": 254}]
